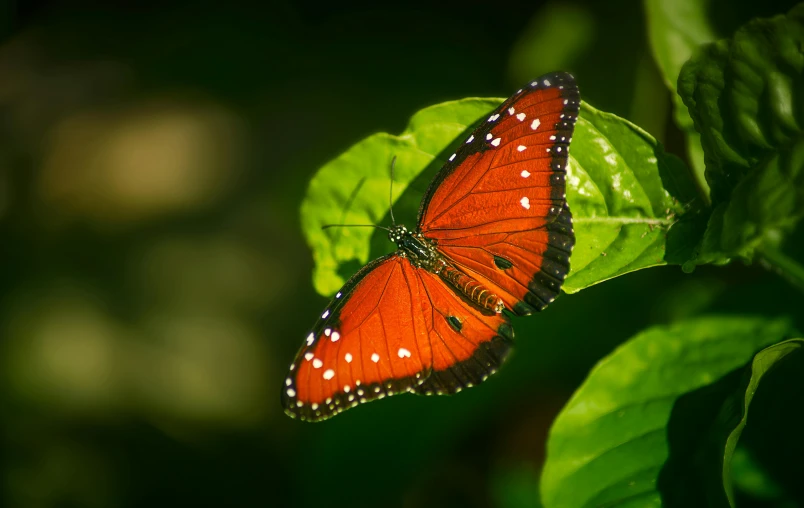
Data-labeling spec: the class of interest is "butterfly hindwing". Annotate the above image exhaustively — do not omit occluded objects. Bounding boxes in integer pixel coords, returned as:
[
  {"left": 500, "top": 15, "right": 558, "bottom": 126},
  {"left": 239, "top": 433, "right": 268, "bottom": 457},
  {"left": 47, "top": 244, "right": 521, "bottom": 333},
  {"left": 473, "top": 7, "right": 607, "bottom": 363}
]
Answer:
[
  {"left": 282, "top": 255, "right": 428, "bottom": 421},
  {"left": 410, "top": 269, "right": 513, "bottom": 396},
  {"left": 283, "top": 254, "right": 511, "bottom": 421}
]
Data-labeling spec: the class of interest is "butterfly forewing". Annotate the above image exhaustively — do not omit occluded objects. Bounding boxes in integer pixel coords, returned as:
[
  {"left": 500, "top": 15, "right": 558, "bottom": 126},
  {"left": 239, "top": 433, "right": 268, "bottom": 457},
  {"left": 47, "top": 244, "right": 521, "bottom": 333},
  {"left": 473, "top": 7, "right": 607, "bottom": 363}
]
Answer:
[{"left": 418, "top": 72, "right": 578, "bottom": 315}]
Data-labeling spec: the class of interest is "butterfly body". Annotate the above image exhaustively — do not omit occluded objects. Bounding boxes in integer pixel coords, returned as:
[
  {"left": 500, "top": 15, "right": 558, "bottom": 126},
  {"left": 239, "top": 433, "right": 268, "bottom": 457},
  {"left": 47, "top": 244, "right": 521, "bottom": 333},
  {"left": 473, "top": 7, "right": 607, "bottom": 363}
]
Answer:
[
  {"left": 284, "top": 72, "right": 579, "bottom": 422},
  {"left": 389, "top": 225, "right": 440, "bottom": 269},
  {"left": 391, "top": 225, "right": 504, "bottom": 313}
]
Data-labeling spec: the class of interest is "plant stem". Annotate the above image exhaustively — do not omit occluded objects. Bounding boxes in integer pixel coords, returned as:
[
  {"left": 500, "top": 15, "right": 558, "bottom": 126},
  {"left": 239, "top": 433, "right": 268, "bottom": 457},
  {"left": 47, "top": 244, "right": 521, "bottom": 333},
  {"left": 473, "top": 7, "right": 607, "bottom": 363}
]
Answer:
[{"left": 756, "top": 246, "right": 804, "bottom": 294}]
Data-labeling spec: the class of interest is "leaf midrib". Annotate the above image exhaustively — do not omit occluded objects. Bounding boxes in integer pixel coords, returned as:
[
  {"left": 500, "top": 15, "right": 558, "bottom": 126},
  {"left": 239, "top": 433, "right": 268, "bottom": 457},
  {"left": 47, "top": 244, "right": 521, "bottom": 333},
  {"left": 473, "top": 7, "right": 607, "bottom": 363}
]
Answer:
[{"left": 574, "top": 217, "right": 673, "bottom": 225}]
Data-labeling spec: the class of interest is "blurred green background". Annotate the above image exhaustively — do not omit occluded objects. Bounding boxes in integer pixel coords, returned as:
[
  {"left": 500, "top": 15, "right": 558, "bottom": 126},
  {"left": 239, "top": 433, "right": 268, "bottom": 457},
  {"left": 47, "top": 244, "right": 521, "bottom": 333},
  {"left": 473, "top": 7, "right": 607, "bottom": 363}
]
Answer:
[{"left": 1, "top": 1, "right": 802, "bottom": 507}]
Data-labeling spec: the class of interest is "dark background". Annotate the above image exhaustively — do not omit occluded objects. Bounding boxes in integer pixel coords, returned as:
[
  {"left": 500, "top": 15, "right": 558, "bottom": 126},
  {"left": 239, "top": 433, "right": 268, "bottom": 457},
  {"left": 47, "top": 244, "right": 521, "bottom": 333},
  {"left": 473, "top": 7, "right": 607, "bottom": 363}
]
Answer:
[{"left": 1, "top": 0, "right": 802, "bottom": 507}]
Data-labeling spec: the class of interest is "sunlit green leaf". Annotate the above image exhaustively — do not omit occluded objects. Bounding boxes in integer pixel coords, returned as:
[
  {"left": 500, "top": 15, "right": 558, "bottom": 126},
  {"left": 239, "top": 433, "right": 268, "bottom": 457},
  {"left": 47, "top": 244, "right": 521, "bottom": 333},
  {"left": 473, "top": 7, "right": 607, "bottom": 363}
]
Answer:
[
  {"left": 562, "top": 104, "right": 697, "bottom": 292},
  {"left": 541, "top": 316, "right": 796, "bottom": 507}
]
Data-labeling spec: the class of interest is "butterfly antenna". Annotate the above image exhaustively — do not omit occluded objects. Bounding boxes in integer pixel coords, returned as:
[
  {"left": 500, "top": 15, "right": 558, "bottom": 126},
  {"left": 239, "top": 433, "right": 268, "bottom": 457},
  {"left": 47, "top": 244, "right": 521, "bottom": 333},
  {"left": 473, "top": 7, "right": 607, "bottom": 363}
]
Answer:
[
  {"left": 389, "top": 156, "right": 397, "bottom": 227},
  {"left": 322, "top": 224, "right": 391, "bottom": 231}
]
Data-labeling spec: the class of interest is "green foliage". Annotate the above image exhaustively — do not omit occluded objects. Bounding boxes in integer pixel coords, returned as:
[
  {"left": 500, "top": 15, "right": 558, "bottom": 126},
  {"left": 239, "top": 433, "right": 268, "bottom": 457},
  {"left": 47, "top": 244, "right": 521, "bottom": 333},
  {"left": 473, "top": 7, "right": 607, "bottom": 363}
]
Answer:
[
  {"left": 540, "top": 317, "right": 799, "bottom": 507},
  {"left": 679, "top": 4, "right": 804, "bottom": 266}
]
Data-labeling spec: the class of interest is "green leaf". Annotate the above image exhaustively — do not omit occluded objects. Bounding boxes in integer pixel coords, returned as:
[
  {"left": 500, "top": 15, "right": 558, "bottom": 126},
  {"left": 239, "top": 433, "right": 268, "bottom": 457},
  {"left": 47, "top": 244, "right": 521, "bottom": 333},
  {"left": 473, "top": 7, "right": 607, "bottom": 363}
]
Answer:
[
  {"left": 562, "top": 104, "right": 697, "bottom": 292},
  {"left": 645, "top": 0, "right": 716, "bottom": 97},
  {"left": 719, "top": 338, "right": 804, "bottom": 505},
  {"left": 691, "top": 138, "right": 804, "bottom": 266},
  {"left": 301, "top": 99, "right": 699, "bottom": 297},
  {"left": 540, "top": 316, "right": 796, "bottom": 508},
  {"left": 679, "top": 4, "right": 804, "bottom": 266},
  {"left": 644, "top": 0, "right": 717, "bottom": 203}
]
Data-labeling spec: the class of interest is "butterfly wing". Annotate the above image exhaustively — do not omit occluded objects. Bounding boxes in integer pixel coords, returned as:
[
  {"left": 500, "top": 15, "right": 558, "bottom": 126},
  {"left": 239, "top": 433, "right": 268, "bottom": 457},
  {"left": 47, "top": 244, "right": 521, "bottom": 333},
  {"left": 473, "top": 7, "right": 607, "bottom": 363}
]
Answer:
[
  {"left": 282, "top": 254, "right": 512, "bottom": 422},
  {"left": 418, "top": 72, "right": 579, "bottom": 315}
]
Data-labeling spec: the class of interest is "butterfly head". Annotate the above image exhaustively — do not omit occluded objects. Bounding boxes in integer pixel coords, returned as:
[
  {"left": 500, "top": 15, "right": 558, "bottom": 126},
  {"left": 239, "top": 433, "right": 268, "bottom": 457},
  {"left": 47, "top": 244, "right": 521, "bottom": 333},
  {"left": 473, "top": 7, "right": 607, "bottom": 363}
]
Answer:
[
  {"left": 388, "top": 224, "right": 410, "bottom": 244},
  {"left": 389, "top": 225, "right": 442, "bottom": 271}
]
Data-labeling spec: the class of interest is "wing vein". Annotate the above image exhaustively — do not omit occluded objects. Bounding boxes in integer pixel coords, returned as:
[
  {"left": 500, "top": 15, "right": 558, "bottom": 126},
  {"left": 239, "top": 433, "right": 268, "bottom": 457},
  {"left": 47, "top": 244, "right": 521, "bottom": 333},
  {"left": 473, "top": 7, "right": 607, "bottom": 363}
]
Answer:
[{"left": 401, "top": 265, "right": 428, "bottom": 376}]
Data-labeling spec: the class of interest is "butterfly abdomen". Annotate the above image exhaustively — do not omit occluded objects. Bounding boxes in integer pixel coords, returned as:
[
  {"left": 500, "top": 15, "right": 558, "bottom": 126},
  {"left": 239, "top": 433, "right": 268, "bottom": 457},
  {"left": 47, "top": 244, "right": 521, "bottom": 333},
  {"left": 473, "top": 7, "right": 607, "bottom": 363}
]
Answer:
[{"left": 439, "top": 264, "right": 504, "bottom": 314}]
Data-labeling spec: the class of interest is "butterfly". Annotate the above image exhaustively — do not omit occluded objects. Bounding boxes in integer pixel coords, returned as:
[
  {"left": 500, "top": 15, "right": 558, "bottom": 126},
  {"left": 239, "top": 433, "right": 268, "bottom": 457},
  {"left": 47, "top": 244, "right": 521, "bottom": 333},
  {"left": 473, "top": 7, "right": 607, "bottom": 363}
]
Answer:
[{"left": 283, "top": 72, "right": 579, "bottom": 422}]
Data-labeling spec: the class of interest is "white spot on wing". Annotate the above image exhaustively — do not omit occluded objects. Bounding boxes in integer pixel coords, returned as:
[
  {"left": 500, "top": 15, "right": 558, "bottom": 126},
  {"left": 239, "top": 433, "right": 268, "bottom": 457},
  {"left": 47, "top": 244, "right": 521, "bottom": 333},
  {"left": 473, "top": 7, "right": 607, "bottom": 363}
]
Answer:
[
  {"left": 517, "top": 145, "right": 527, "bottom": 152},
  {"left": 398, "top": 348, "right": 411, "bottom": 358},
  {"left": 285, "top": 378, "right": 292, "bottom": 386},
  {"left": 371, "top": 353, "right": 380, "bottom": 363},
  {"left": 521, "top": 170, "right": 531, "bottom": 178},
  {"left": 491, "top": 138, "right": 501, "bottom": 147},
  {"left": 286, "top": 388, "right": 296, "bottom": 397},
  {"left": 335, "top": 292, "right": 342, "bottom": 298},
  {"left": 466, "top": 135, "right": 474, "bottom": 143},
  {"left": 323, "top": 369, "right": 335, "bottom": 380},
  {"left": 449, "top": 153, "right": 456, "bottom": 161},
  {"left": 345, "top": 353, "right": 353, "bottom": 363},
  {"left": 508, "top": 107, "right": 515, "bottom": 115},
  {"left": 331, "top": 331, "right": 340, "bottom": 342},
  {"left": 486, "top": 133, "right": 493, "bottom": 141},
  {"left": 304, "top": 352, "right": 314, "bottom": 361},
  {"left": 312, "top": 358, "right": 323, "bottom": 369},
  {"left": 544, "top": 79, "right": 551, "bottom": 86},
  {"left": 321, "top": 310, "right": 330, "bottom": 319},
  {"left": 306, "top": 333, "right": 314, "bottom": 346},
  {"left": 516, "top": 112, "right": 525, "bottom": 121},
  {"left": 344, "top": 385, "right": 351, "bottom": 393},
  {"left": 520, "top": 196, "right": 531, "bottom": 209},
  {"left": 324, "top": 328, "right": 331, "bottom": 336},
  {"left": 531, "top": 119, "right": 540, "bottom": 130}
]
